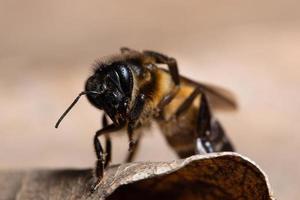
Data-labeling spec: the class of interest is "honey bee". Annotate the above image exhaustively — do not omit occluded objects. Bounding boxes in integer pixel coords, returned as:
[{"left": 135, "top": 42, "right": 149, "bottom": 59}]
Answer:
[{"left": 55, "top": 47, "right": 237, "bottom": 191}]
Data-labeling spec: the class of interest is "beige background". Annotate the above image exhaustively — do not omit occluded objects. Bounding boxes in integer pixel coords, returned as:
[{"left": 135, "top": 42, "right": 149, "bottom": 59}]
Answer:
[{"left": 0, "top": 1, "right": 300, "bottom": 199}]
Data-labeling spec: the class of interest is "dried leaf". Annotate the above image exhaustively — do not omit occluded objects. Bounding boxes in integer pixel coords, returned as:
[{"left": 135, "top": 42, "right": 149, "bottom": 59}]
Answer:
[{"left": 0, "top": 153, "right": 275, "bottom": 200}]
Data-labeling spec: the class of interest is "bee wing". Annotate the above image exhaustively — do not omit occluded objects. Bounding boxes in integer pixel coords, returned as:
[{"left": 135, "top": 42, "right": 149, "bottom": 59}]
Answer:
[{"left": 180, "top": 75, "right": 238, "bottom": 111}]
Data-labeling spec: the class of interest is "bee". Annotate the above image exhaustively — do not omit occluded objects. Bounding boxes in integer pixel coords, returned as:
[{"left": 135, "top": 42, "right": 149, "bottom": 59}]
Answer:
[{"left": 55, "top": 47, "right": 237, "bottom": 191}]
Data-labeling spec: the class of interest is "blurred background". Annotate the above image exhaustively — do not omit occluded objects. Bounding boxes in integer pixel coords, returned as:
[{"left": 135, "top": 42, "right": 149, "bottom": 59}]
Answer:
[{"left": 0, "top": 0, "right": 299, "bottom": 199}]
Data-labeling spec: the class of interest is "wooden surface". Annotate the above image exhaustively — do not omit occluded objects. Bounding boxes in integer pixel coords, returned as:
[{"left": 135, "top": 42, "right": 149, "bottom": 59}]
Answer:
[{"left": 0, "top": 153, "right": 274, "bottom": 200}]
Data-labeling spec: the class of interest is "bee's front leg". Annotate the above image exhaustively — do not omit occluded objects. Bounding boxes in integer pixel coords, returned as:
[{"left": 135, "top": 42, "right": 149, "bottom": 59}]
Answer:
[
  {"left": 102, "top": 115, "right": 112, "bottom": 168},
  {"left": 91, "top": 118, "right": 123, "bottom": 193},
  {"left": 127, "top": 123, "right": 138, "bottom": 152},
  {"left": 125, "top": 94, "right": 146, "bottom": 158}
]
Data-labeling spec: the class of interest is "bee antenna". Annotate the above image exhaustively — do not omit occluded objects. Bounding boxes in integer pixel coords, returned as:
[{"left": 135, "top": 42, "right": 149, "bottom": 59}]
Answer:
[{"left": 55, "top": 91, "right": 100, "bottom": 128}]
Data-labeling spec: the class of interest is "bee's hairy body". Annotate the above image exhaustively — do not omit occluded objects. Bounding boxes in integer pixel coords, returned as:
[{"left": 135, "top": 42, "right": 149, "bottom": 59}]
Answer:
[
  {"left": 129, "top": 66, "right": 201, "bottom": 156},
  {"left": 56, "top": 47, "right": 237, "bottom": 192},
  {"left": 156, "top": 76, "right": 202, "bottom": 157}
]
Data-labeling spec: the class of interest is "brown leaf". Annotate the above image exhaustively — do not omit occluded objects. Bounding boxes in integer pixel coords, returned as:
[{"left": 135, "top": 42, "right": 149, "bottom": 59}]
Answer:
[{"left": 0, "top": 153, "right": 275, "bottom": 200}]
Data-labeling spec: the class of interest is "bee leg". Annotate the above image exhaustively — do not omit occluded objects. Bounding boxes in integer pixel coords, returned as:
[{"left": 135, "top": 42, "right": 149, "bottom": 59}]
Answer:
[
  {"left": 142, "top": 50, "right": 180, "bottom": 110},
  {"left": 196, "top": 92, "right": 235, "bottom": 153},
  {"left": 210, "top": 119, "right": 235, "bottom": 152},
  {"left": 92, "top": 136, "right": 105, "bottom": 192},
  {"left": 172, "top": 87, "right": 214, "bottom": 153},
  {"left": 126, "top": 94, "right": 146, "bottom": 154},
  {"left": 104, "top": 135, "right": 112, "bottom": 168},
  {"left": 124, "top": 131, "right": 142, "bottom": 163},
  {"left": 91, "top": 122, "right": 123, "bottom": 192},
  {"left": 173, "top": 87, "right": 202, "bottom": 118},
  {"left": 195, "top": 93, "right": 215, "bottom": 154},
  {"left": 142, "top": 50, "right": 180, "bottom": 85},
  {"left": 172, "top": 87, "right": 234, "bottom": 154},
  {"left": 102, "top": 115, "right": 112, "bottom": 168},
  {"left": 127, "top": 122, "right": 139, "bottom": 152}
]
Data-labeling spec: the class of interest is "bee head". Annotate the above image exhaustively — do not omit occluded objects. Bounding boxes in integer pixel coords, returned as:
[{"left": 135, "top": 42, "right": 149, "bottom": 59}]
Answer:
[{"left": 85, "top": 62, "right": 133, "bottom": 124}]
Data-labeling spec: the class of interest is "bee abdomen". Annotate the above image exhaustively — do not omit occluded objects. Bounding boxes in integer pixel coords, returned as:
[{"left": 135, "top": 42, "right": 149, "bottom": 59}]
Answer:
[{"left": 158, "top": 115, "right": 198, "bottom": 158}]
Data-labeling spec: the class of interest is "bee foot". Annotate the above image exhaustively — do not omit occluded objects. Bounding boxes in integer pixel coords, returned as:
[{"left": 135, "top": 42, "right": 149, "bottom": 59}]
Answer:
[{"left": 90, "top": 179, "right": 102, "bottom": 193}]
